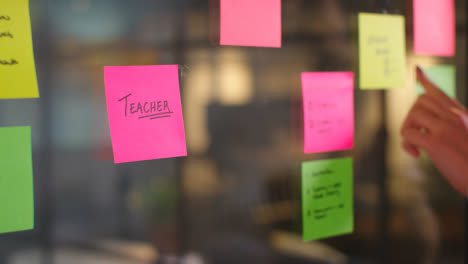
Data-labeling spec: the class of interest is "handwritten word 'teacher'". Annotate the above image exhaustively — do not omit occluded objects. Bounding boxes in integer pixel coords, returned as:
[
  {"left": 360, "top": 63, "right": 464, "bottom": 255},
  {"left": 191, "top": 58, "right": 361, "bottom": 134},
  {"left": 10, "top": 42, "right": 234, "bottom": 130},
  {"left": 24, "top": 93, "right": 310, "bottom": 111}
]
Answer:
[
  {"left": 118, "top": 93, "right": 173, "bottom": 120},
  {"left": 0, "top": 32, "right": 13, "bottom": 39},
  {"left": 0, "top": 16, "right": 11, "bottom": 21},
  {"left": 0, "top": 59, "right": 18, "bottom": 65}
]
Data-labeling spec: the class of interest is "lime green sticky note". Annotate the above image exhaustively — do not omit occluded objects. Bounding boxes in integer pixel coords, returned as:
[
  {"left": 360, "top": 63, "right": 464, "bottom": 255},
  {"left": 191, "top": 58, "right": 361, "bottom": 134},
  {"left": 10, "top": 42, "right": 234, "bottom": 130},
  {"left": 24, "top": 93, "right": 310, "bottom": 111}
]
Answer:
[
  {"left": 0, "top": 126, "right": 34, "bottom": 234},
  {"left": 0, "top": 0, "right": 39, "bottom": 99},
  {"left": 416, "top": 65, "right": 456, "bottom": 99},
  {"left": 302, "top": 157, "right": 353, "bottom": 241},
  {"left": 358, "top": 13, "right": 406, "bottom": 89}
]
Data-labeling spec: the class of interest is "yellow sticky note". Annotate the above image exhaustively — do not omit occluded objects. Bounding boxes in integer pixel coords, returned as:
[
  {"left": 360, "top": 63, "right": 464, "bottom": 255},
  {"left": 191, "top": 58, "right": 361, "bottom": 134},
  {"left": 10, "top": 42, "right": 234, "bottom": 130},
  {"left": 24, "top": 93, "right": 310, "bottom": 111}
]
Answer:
[
  {"left": 358, "top": 13, "right": 406, "bottom": 89},
  {"left": 0, "top": 0, "right": 39, "bottom": 99}
]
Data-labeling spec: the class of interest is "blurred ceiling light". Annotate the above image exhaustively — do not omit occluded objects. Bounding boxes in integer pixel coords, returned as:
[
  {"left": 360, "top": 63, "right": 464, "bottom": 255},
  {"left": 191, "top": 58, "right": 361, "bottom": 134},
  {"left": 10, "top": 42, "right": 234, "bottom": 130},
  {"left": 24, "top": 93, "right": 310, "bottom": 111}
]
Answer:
[
  {"left": 217, "top": 49, "right": 253, "bottom": 105},
  {"left": 184, "top": 52, "right": 213, "bottom": 153}
]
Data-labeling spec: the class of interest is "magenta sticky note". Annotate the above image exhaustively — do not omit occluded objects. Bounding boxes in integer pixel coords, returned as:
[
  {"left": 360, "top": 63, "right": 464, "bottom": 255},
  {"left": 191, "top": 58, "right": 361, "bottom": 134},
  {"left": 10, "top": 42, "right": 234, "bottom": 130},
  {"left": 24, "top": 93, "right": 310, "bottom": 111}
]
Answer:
[
  {"left": 104, "top": 65, "right": 187, "bottom": 163},
  {"left": 302, "top": 72, "right": 354, "bottom": 154},
  {"left": 220, "top": 0, "right": 281, "bottom": 48},
  {"left": 414, "top": 0, "right": 455, "bottom": 57}
]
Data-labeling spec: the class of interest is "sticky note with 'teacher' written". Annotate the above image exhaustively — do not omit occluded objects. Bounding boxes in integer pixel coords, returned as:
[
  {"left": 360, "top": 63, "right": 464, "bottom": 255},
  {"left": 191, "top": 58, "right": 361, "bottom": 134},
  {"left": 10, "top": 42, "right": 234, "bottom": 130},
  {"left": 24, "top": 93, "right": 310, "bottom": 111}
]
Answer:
[
  {"left": 358, "top": 13, "right": 406, "bottom": 89},
  {"left": 104, "top": 65, "right": 187, "bottom": 163},
  {"left": 0, "top": 126, "right": 34, "bottom": 234},
  {"left": 0, "top": 0, "right": 39, "bottom": 99},
  {"left": 302, "top": 157, "right": 353, "bottom": 241},
  {"left": 413, "top": 0, "right": 455, "bottom": 57},
  {"left": 302, "top": 72, "right": 354, "bottom": 154},
  {"left": 220, "top": 0, "right": 281, "bottom": 48}
]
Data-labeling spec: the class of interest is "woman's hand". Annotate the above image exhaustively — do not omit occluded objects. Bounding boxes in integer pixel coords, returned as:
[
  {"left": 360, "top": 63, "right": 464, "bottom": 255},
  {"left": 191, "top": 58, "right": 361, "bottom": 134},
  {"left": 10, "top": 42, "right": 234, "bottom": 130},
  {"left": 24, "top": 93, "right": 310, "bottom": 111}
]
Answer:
[{"left": 401, "top": 67, "right": 468, "bottom": 195}]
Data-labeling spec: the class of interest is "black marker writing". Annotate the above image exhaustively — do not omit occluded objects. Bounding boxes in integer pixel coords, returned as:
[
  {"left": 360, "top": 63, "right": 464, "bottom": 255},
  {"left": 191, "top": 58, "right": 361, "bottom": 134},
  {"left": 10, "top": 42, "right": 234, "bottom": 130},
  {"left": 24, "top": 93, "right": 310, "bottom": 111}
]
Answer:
[
  {"left": 308, "top": 203, "right": 345, "bottom": 220},
  {"left": 0, "top": 16, "right": 11, "bottom": 21},
  {"left": 307, "top": 100, "right": 343, "bottom": 135},
  {"left": 376, "top": 48, "right": 389, "bottom": 55},
  {"left": 313, "top": 193, "right": 323, "bottom": 199},
  {"left": 368, "top": 36, "right": 388, "bottom": 45},
  {"left": 118, "top": 93, "right": 132, "bottom": 117},
  {"left": 0, "top": 59, "right": 18, "bottom": 65},
  {"left": 118, "top": 93, "right": 173, "bottom": 120},
  {"left": 312, "top": 169, "right": 332, "bottom": 177},
  {"left": 306, "top": 179, "right": 344, "bottom": 220},
  {"left": 367, "top": 35, "right": 396, "bottom": 78},
  {"left": 326, "top": 190, "right": 340, "bottom": 196},
  {"left": 0, "top": 32, "right": 13, "bottom": 38},
  {"left": 314, "top": 214, "right": 326, "bottom": 220},
  {"left": 314, "top": 186, "right": 327, "bottom": 192},
  {"left": 150, "top": 115, "right": 171, "bottom": 120},
  {"left": 314, "top": 206, "right": 333, "bottom": 214},
  {"left": 308, "top": 101, "right": 337, "bottom": 111}
]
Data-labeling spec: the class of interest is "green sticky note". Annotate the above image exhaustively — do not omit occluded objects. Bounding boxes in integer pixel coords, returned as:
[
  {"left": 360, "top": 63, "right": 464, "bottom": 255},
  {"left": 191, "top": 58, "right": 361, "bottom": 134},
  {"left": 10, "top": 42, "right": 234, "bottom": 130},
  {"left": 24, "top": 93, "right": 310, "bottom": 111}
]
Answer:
[
  {"left": 358, "top": 13, "right": 406, "bottom": 89},
  {"left": 302, "top": 157, "right": 353, "bottom": 241},
  {"left": 416, "top": 65, "right": 456, "bottom": 99},
  {"left": 0, "top": 126, "right": 34, "bottom": 234},
  {"left": 0, "top": 0, "right": 39, "bottom": 99}
]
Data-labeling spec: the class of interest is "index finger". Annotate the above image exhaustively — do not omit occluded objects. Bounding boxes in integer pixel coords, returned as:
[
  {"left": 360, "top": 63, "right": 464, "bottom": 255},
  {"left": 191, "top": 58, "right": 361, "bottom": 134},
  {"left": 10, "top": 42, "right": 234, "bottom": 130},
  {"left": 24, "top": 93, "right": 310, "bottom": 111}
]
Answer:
[
  {"left": 416, "top": 66, "right": 463, "bottom": 110},
  {"left": 416, "top": 66, "right": 447, "bottom": 98}
]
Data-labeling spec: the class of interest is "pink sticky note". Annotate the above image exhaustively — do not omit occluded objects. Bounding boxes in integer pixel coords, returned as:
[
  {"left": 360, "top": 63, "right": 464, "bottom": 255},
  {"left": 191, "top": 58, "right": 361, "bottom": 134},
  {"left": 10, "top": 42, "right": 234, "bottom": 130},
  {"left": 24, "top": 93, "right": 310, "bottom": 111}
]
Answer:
[
  {"left": 302, "top": 72, "right": 354, "bottom": 154},
  {"left": 414, "top": 0, "right": 455, "bottom": 57},
  {"left": 104, "top": 65, "right": 187, "bottom": 163},
  {"left": 220, "top": 0, "right": 281, "bottom": 48}
]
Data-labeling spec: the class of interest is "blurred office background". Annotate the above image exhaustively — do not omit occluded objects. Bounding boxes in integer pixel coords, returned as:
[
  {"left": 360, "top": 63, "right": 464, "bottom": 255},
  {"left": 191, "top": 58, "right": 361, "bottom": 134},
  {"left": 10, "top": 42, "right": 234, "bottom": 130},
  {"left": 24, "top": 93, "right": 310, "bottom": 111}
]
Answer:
[{"left": 0, "top": 0, "right": 466, "bottom": 263}]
